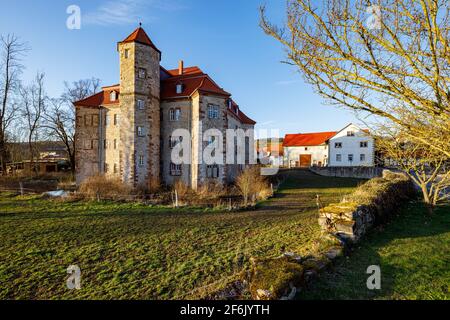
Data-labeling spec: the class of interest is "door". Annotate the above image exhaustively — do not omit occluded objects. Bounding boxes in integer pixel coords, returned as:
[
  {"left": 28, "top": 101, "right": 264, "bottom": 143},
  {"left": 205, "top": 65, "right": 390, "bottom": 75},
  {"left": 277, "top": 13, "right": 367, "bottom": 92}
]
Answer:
[{"left": 299, "top": 154, "right": 312, "bottom": 167}]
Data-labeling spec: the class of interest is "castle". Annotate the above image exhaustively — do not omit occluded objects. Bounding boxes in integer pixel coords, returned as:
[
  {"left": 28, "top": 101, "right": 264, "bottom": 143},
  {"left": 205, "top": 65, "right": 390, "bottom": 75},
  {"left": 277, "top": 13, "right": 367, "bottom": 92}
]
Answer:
[{"left": 74, "top": 27, "right": 256, "bottom": 189}]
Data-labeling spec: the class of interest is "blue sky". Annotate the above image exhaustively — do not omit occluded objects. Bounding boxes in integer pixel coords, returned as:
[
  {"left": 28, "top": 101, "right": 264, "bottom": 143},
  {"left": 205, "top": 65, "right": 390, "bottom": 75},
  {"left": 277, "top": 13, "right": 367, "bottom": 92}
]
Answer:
[{"left": 0, "top": 0, "right": 360, "bottom": 136}]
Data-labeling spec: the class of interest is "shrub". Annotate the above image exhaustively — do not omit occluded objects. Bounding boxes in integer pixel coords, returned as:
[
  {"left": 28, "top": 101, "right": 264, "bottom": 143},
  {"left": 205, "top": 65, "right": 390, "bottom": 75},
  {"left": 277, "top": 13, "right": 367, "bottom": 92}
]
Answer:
[
  {"left": 78, "top": 175, "right": 132, "bottom": 201},
  {"left": 236, "top": 166, "right": 272, "bottom": 206}
]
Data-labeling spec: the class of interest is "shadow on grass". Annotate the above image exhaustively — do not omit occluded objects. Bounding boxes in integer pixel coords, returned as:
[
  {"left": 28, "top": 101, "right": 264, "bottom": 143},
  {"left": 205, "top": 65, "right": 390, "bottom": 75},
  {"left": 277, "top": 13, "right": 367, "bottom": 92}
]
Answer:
[{"left": 298, "top": 202, "right": 450, "bottom": 300}]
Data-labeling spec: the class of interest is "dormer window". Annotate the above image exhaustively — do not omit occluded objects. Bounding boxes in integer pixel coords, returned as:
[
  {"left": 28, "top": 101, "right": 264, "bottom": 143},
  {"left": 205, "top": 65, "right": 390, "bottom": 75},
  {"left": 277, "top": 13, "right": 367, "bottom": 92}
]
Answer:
[
  {"left": 176, "top": 83, "right": 183, "bottom": 94},
  {"left": 110, "top": 91, "right": 117, "bottom": 101}
]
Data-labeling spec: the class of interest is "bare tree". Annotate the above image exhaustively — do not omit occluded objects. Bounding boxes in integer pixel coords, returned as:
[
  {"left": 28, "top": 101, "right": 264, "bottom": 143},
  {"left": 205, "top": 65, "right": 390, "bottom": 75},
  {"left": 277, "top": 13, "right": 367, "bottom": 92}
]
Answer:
[
  {"left": 43, "top": 78, "right": 100, "bottom": 174},
  {"left": 260, "top": 0, "right": 450, "bottom": 157},
  {"left": 42, "top": 99, "right": 76, "bottom": 174},
  {"left": 377, "top": 125, "right": 450, "bottom": 213},
  {"left": 0, "top": 34, "right": 28, "bottom": 174},
  {"left": 20, "top": 72, "right": 46, "bottom": 174}
]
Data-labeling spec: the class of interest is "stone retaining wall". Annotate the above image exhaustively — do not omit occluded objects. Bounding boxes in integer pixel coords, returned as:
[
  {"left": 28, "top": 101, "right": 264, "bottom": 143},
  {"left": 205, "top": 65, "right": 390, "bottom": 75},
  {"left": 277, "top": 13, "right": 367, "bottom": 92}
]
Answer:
[{"left": 318, "top": 171, "right": 416, "bottom": 243}]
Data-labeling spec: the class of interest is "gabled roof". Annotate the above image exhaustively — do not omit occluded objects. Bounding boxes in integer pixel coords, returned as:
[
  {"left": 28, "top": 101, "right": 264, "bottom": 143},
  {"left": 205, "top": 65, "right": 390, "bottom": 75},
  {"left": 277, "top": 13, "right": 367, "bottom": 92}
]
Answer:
[
  {"left": 160, "top": 67, "right": 231, "bottom": 99},
  {"left": 119, "top": 27, "right": 161, "bottom": 54},
  {"left": 283, "top": 131, "right": 337, "bottom": 147},
  {"left": 73, "top": 86, "right": 119, "bottom": 107}
]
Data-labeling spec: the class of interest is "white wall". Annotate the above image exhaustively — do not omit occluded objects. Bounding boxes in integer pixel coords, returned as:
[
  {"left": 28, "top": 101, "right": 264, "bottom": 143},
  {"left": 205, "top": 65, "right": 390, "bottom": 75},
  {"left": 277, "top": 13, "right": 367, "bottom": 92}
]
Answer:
[
  {"left": 328, "top": 124, "right": 374, "bottom": 167},
  {"left": 284, "top": 145, "right": 328, "bottom": 167}
]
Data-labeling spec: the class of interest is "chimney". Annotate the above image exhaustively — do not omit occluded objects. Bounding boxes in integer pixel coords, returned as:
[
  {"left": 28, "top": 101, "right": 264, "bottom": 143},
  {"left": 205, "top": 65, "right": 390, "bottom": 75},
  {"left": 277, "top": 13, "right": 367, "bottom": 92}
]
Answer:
[{"left": 178, "top": 60, "right": 184, "bottom": 75}]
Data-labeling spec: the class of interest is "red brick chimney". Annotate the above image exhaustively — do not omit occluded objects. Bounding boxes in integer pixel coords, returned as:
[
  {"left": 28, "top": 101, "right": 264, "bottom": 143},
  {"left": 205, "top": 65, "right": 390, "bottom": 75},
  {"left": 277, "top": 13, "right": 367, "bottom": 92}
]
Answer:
[{"left": 178, "top": 60, "right": 184, "bottom": 75}]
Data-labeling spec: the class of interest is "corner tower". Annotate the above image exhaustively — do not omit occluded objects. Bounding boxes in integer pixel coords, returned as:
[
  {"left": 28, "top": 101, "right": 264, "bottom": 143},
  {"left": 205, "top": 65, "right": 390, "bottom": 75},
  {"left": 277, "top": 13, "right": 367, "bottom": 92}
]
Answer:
[{"left": 118, "top": 26, "right": 161, "bottom": 188}]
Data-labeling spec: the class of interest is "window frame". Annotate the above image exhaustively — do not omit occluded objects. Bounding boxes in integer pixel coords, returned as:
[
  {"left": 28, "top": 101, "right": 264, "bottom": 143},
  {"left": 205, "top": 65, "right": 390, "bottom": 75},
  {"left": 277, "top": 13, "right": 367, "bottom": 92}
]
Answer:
[
  {"left": 206, "top": 164, "right": 220, "bottom": 178},
  {"left": 336, "top": 154, "right": 342, "bottom": 162},
  {"left": 207, "top": 104, "right": 220, "bottom": 119},
  {"left": 170, "top": 163, "right": 182, "bottom": 176},
  {"left": 334, "top": 142, "right": 342, "bottom": 148},
  {"left": 360, "top": 141, "right": 368, "bottom": 148}
]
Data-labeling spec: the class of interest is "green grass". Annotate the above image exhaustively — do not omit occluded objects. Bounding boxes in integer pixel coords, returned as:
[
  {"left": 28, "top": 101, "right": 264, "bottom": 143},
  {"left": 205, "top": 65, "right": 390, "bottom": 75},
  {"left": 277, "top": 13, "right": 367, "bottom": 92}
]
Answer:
[
  {"left": 0, "top": 170, "right": 360, "bottom": 299},
  {"left": 298, "top": 202, "right": 450, "bottom": 300}
]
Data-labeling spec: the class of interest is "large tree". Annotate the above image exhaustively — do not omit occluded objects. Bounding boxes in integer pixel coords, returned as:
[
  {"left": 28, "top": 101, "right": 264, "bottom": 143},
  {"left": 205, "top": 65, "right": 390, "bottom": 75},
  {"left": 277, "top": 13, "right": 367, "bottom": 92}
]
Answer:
[
  {"left": 260, "top": 0, "right": 450, "bottom": 157},
  {"left": 0, "top": 34, "right": 27, "bottom": 174}
]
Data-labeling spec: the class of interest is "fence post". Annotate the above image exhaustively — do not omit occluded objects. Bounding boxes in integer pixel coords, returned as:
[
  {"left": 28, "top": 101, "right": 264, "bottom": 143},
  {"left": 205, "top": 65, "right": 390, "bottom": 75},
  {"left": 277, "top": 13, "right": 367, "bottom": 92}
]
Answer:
[
  {"left": 19, "top": 182, "right": 24, "bottom": 196},
  {"left": 175, "top": 189, "right": 179, "bottom": 208}
]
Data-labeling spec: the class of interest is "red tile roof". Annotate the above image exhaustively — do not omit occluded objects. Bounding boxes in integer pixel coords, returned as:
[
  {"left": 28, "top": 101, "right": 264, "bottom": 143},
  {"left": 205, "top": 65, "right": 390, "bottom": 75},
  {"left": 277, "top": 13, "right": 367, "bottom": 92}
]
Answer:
[
  {"left": 120, "top": 27, "right": 161, "bottom": 54},
  {"left": 160, "top": 67, "right": 231, "bottom": 99},
  {"left": 73, "top": 86, "right": 120, "bottom": 107},
  {"left": 283, "top": 131, "right": 337, "bottom": 147}
]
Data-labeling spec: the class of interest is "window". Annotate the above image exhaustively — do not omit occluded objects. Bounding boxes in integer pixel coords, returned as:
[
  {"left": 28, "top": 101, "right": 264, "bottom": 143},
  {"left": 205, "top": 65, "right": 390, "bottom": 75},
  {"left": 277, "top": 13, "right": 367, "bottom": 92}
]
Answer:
[
  {"left": 360, "top": 141, "right": 368, "bottom": 148},
  {"left": 348, "top": 154, "right": 354, "bottom": 162},
  {"left": 114, "top": 139, "right": 117, "bottom": 150},
  {"left": 360, "top": 154, "right": 366, "bottom": 162},
  {"left": 304, "top": 147, "right": 308, "bottom": 151},
  {"left": 110, "top": 91, "right": 117, "bottom": 101},
  {"left": 124, "top": 49, "right": 129, "bottom": 59},
  {"left": 76, "top": 116, "right": 83, "bottom": 127},
  {"left": 169, "top": 136, "right": 182, "bottom": 149},
  {"left": 139, "top": 155, "right": 144, "bottom": 167},
  {"left": 92, "top": 114, "right": 99, "bottom": 126},
  {"left": 138, "top": 68, "right": 146, "bottom": 79},
  {"left": 347, "top": 131, "right": 355, "bottom": 136},
  {"left": 104, "top": 163, "right": 109, "bottom": 173},
  {"left": 208, "top": 104, "right": 220, "bottom": 119},
  {"left": 84, "top": 115, "right": 91, "bottom": 126},
  {"left": 207, "top": 165, "right": 219, "bottom": 178},
  {"left": 137, "top": 99, "right": 145, "bottom": 110},
  {"left": 103, "top": 139, "right": 108, "bottom": 149},
  {"left": 169, "top": 108, "right": 181, "bottom": 121},
  {"left": 113, "top": 163, "right": 118, "bottom": 174},
  {"left": 176, "top": 83, "right": 183, "bottom": 94},
  {"left": 170, "top": 163, "right": 182, "bottom": 176},
  {"left": 137, "top": 126, "right": 145, "bottom": 137},
  {"left": 335, "top": 142, "right": 342, "bottom": 148},
  {"left": 105, "top": 115, "right": 110, "bottom": 126},
  {"left": 336, "top": 154, "right": 342, "bottom": 162},
  {"left": 114, "top": 114, "right": 120, "bottom": 125}
]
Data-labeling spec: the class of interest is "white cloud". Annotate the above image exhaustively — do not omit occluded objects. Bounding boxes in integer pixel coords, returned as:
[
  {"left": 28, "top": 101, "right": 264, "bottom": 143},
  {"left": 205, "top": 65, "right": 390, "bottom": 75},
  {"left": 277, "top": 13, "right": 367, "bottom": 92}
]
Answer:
[{"left": 83, "top": 0, "right": 185, "bottom": 26}]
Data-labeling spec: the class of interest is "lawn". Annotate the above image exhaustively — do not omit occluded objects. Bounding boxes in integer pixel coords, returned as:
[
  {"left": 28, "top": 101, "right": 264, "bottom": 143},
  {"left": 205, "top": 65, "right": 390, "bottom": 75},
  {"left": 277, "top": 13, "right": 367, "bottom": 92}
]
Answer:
[
  {"left": 298, "top": 202, "right": 450, "bottom": 300},
  {"left": 0, "top": 170, "right": 360, "bottom": 299}
]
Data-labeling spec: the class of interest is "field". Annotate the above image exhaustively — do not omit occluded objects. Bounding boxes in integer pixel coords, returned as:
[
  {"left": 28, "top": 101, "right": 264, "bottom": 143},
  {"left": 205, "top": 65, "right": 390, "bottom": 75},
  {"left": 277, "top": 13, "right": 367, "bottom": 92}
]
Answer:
[
  {"left": 298, "top": 202, "right": 450, "bottom": 300},
  {"left": 0, "top": 170, "right": 359, "bottom": 299}
]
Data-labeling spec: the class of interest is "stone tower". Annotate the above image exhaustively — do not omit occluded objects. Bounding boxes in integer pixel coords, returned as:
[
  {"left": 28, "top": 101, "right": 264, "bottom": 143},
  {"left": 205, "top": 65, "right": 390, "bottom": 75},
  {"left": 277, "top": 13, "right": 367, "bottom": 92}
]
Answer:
[{"left": 118, "top": 27, "right": 161, "bottom": 188}]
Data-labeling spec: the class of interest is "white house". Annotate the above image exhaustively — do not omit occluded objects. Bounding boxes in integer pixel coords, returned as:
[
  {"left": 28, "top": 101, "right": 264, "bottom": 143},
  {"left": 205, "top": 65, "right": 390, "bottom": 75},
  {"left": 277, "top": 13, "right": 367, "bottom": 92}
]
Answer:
[
  {"left": 283, "top": 124, "right": 375, "bottom": 167},
  {"left": 328, "top": 124, "right": 375, "bottom": 167}
]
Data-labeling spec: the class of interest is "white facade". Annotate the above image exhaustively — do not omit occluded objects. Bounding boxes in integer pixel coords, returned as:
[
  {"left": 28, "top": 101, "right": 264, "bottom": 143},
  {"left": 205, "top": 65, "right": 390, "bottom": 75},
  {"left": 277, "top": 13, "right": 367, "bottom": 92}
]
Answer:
[
  {"left": 284, "top": 145, "right": 329, "bottom": 168},
  {"left": 283, "top": 124, "right": 375, "bottom": 168},
  {"left": 328, "top": 124, "right": 375, "bottom": 167}
]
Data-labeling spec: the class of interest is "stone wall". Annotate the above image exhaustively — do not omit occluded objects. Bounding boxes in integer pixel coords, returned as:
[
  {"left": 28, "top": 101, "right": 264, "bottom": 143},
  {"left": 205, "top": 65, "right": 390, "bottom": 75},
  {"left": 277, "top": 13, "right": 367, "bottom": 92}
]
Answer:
[
  {"left": 318, "top": 171, "right": 416, "bottom": 243},
  {"left": 310, "top": 166, "right": 384, "bottom": 179},
  {"left": 161, "top": 99, "right": 192, "bottom": 186},
  {"left": 75, "top": 106, "right": 101, "bottom": 184}
]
